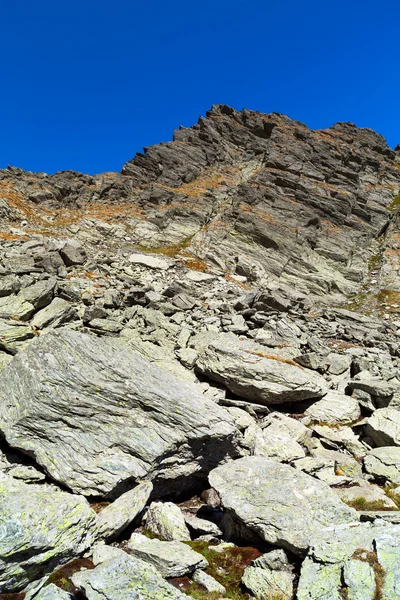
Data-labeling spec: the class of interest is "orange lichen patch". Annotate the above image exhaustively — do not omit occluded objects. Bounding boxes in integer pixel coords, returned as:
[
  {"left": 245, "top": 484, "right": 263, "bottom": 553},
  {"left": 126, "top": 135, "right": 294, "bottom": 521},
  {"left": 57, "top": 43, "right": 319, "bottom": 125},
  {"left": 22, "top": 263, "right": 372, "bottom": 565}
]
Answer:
[
  {"left": 320, "top": 218, "right": 343, "bottom": 235},
  {"left": 0, "top": 232, "right": 29, "bottom": 241},
  {"left": 84, "top": 270, "right": 110, "bottom": 282},
  {"left": 243, "top": 349, "right": 303, "bottom": 368},
  {"left": 328, "top": 339, "right": 361, "bottom": 350},
  {"left": 238, "top": 203, "right": 280, "bottom": 226},
  {"left": 179, "top": 254, "right": 209, "bottom": 272}
]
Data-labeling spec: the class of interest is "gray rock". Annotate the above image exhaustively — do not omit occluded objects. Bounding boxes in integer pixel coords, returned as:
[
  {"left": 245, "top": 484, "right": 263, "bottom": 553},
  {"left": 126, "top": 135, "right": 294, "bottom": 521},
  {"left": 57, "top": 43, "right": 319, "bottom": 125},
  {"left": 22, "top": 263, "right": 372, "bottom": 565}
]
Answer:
[
  {"left": 19, "top": 278, "right": 56, "bottom": 310},
  {"left": 0, "top": 319, "right": 34, "bottom": 354},
  {"left": 0, "top": 473, "right": 97, "bottom": 593},
  {"left": 304, "top": 390, "right": 361, "bottom": 425},
  {"left": 365, "top": 408, "right": 400, "bottom": 447},
  {"left": 59, "top": 239, "right": 87, "bottom": 266},
  {"left": 129, "top": 253, "right": 171, "bottom": 270},
  {"left": 195, "top": 333, "right": 328, "bottom": 405},
  {"left": 192, "top": 569, "right": 226, "bottom": 594},
  {"left": 0, "top": 294, "right": 35, "bottom": 320},
  {"left": 182, "top": 512, "right": 222, "bottom": 537},
  {"left": 242, "top": 564, "right": 294, "bottom": 599},
  {"left": 0, "top": 275, "right": 20, "bottom": 297},
  {"left": 97, "top": 481, "right": 153, "bottom": 540},
  {"left": 334, "top": 482, "right": 397, "bottom": 509},
  {"left": 31, "top": 297, "right": 78, "bottom": 329},
  {"left": 127, "top": 533, "right": 207, "bottom": 577},
  {"left": 364, "top": 446, "right": 400, "bottom": 484},
  {"left": 297, "top": 559, "right": 343, "bottom": 600},
  {"left": 0, "top": 330, "right": 237, "bottom": 496},
  {"left": 92, "top": 543, "right": 127, "bottom": 565},
  {"left": 375, "top": 529, "right": 400, "bottom": 599},
  {"left": 32, "top": 584, "right": 73, "bottom": 599},
  {"left": 209, "top": 456, "right": 358, "bottom": 554},
  {"left": 72, "top": 553, "right": 189, "bottom": 599},
  {"left": 145, "top": 501, "right": 191, "bottom": 541},
  {"left": 343, "top": 558, "right": 375, "bottom": 600}
]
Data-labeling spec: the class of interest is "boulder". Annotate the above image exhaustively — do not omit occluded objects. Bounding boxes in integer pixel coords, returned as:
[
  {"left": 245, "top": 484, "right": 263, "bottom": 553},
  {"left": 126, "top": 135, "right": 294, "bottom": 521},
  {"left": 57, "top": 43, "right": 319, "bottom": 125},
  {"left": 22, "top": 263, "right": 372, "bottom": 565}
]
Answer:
[
  {"left": 0, "top": 330, "right": 237, "bottom": 496},
  {"left": 59, "top": 239, "right": 87, "bottom": 266},
  {"left": 304, "top": 390, "right": 361, "bottom": 425},
  {"left": 364, "top": 447, "right": 400, "bottom": 484},
  {"left": 97, "top": 481, "right": 153, "bottom": 540},
  {"left": 0, "top": 473, "right": 97, "bottom": 593},
  {"left": 127, "top": 533, "right": 207, "bottom": 577},
  {"left": 72, "top": 553, "right": 189, "bottom": 599},
  {"left": 145, "top": 501, "right": 191, "bottom": 541},
  {"left": 30, "top": 297, "right": 78, "bottom": 329},
  {"left": 32, "top": 584, "right": 73, "bottom": 599},
  {"left": 0, "top": 319, "right": 34, "bottom": 354},
  {"left": 129, "top": 253, "right": 171, "bottom": 270},
  {"left": 195, "top": 333, "right": 328, "bottom": 405},
  {"left": 365, "top": 408, "right": 400, "bottom": 446},
  {"left": 209, "top": 456, "right": 358, "bottom": 554}
]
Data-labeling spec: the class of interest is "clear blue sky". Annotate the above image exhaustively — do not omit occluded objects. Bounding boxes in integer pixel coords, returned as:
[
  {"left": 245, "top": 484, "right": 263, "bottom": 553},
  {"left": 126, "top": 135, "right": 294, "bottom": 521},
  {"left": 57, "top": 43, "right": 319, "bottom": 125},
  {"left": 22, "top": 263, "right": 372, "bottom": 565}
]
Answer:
[{"left": 1, "top": 0, "right": 399, "bottom": 174}]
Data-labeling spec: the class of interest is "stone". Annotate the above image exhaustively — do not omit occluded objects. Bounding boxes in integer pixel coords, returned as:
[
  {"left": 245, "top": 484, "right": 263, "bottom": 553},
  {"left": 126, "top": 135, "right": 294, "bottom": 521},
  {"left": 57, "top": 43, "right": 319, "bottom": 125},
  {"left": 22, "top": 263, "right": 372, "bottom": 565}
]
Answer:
[
  {"left": 334, "top": 482, "right": 397, "bottom": 510},
  {"left": 145, "top": 501, "right": 191, "bottom": 541},
  {"left": 127, "top": 533, "right": 207, "bottom": 577},
  {"left": 32, "top": 584, "right": 73, "bottom": 599},
  {"left": 304, "top": 390, "right": 361, "bottom": 425},
  {"left": 92, "top": 543, "right": 127, "bottom": 565},
  {"left": 343, "top": 558, "right": 376, "bottom": 600},
  {"left": 365, "top": 408, "right": 400, "bottom": 447},
  {"left": 0, "top": 330, "right": 237, "bottom": 496},
  {"left": 182, "top": 512, "right": 222, "bottom": 537},
  {"left": 375, "top": 529, "right": 400, "bottom": 599},
  {"left": 129, "top": 253, "right": 171, "bottom": 270},
  {"left": 209, "top": 456, "right": 358, "bottom": 554},
  {"left": 97, "top": 481, "right": 153, "bottom": 540},
  {"left": 0, "top": 294, "right": 35, "bottom": 320},
  {"left": 0, "top": 473, "right": 97, "bottom": 593},
  {"left": 242, "top": 564, "right": 294, "bottom": 599},
  {"left": 59, "top": 239, "right": 87, "bottom": 266},
  {"left": 364, "top": 446, "right": 400, "bottom": 484},
  {"left": 72, "top": 553, "right": 190, "bottom": 599},
  {"left": 30, "top": 297, "right": 78, "bottom": 329},
  {"left": 19, "top": 278, "right": 56, "bottom": 310},
  {"left": 0, "top": 319, "right": 34, "bottom": 354},
  {"left": 195, "top": 333, "right": 328, "bottom": 405},
  {"left": 192, "top": 569, "right": 226, "bottom": 594},
  {"left": 0, "top": 275, "right": 20, "bottom": 297}
]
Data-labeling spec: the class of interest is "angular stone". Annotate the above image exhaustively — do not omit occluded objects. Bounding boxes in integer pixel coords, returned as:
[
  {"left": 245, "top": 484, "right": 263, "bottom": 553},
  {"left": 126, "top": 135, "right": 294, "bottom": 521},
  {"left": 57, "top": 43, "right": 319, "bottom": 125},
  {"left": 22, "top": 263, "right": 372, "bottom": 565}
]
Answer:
[
  {"left": 195, "top": 333, "right": 328, "bottom": 405},
  {"left": 0, "top": 319, "right": 34, "bottom": 354},
  {"left": 334, "top": 482, "right": 397, "bottom": 510},
  {"left": 242, "top": 564, "right": 293, "bottom": 599},
  {"left": 192, "top": 569, "right": 226, "bottom": 594},
  {"left": 129, "top": 253, "right": 171, "bottom": 270},
  {"left": 30, "top": 297, "right": 78, "bottom": 329},
  {"left": 343, "top": 558, "right": 375, "bottom": 600},
  {"left": 72, "top": 553, "right": 189, "bottom": 599},
  {"left": 0, "top": 330, "right": 237, "bottom": 496},
  {"left": 297, "top": 559, "right": 343, "bottom": 600},
  {"left": 364, "top": 447, "right": 400, "bottom": 484},
  {"left": 365, "top": 408, "right": 400, "bottom": 446},
  {"left": 59, "top": 239, "right": 87, "bottom": 266},
  {"left": 97, "top": 481, "right": 153, "bottom": 540},
  {"left": 0, "top": 473, "right": 97, "bottom": 593},
  {"left": 375, "top": 530, "right": 400, "bottom": 599},
  {"left": 304, "top": 390, "right": 361, "bottom": 425},
  {"left": 127, "top": 533, "right": 207, "bottom": 577},
  {"left": 145, "top": 501, "right": 191, "bottom": 541},
  {"left": 209, "top": 456, "right": 358, "bottom": 554},
  {"left": 32, "top": 584, "right": 73, "bottom": 599},
  {"left": 182, "top": 512, "right": 222, "bottom": 537},
  {"left": 19, "top": 278, "right": 56, "bottom": 310},
  {"left": 0, "top": 294, "right": 35, "bottom": 320}
]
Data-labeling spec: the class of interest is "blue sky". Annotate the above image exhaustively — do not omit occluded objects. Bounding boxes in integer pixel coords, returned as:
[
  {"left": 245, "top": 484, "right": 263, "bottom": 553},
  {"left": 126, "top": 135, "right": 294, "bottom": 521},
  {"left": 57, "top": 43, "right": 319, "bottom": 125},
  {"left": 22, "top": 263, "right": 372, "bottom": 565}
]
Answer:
[{"left": 1, "top": 0, "right": 399, "bottom": 174}]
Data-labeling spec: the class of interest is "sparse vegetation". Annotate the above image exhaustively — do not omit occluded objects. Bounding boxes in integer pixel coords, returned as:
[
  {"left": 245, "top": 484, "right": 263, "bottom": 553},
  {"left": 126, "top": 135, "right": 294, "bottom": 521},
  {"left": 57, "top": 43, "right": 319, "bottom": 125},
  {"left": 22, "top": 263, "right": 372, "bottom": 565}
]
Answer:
[{"left": 44, "top": 558, "right": 95, "bottom": 593}]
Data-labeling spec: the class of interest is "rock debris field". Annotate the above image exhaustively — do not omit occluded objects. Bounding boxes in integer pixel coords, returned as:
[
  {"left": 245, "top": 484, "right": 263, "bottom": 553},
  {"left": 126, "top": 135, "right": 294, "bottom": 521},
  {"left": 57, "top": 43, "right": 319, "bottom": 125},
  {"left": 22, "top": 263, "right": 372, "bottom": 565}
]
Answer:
[{"left": 0, "top": 105, "right": 400, "bottom": 599}]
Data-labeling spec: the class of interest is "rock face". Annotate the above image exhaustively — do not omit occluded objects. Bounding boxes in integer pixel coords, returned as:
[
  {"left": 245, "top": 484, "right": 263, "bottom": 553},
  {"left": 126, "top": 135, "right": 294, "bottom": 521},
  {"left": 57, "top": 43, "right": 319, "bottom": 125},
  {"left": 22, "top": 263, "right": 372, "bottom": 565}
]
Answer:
[
  {"left": 0, "top": 329, "right": 238, "bottom": 496},
  {"left": 209, "top": 456, "right": 358, "bottom": 554},
  {"left": 0, "top": 473, "right": 97, "bottom": 593}
]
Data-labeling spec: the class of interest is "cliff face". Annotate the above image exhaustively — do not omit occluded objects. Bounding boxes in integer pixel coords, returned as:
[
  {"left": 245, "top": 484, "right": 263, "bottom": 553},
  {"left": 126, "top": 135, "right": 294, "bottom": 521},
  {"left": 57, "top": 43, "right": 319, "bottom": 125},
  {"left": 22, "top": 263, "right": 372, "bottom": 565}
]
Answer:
[{"left": 1, "top": 104, "right": 400, "bottom": 312}]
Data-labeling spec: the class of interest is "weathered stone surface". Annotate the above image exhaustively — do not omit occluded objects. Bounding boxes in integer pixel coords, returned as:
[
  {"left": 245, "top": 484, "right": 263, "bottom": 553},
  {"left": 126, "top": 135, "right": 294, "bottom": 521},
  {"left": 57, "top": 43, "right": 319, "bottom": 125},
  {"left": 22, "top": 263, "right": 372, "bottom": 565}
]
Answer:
[
  {"left": 129, "top": 253, "right": 171, "bottom": 270},
  {"left": 304, "top": 390, "right": 361, "bottom": 425},
  {"left": 30, "top": 297, "right": 78, "bottom": 329},
  {"left": 242, "top": 564, "right": 293, "bottom": 599},
  {"left": 0, "top": 473, "right": 97, "bottom": 593},
  {"left": 19, "top": 278, "right": 56, "bottom": 310},
  {"left": 0, "top": 330, "right": 237, "bottom": 496},
  {"left": 195, "top": 333, "right": 328, "bottom": 405},
  {"left": 365, "top": 408, "right": 400, "bottom": 446},
  {"left": 72, "top": 553, "right": 190, "bottom": 599},
  {"left": 192, "top": 569, "right": 226, "bottom": 594},
  {"left": 334, "top": 482, "right": 397, "bottom": 509},
  {"left": 59, "top": 239, "right": 87, "bottom": 266},
  {"left": 97, "top": 481, "right": 153, "bottom": 540},
  {"left": 145, "top": 501, "right": 191, "bottom": 541},
  {"left": 364, "top": 446, "right": 400, "bottom": 484},
  {"left": 209, "top": 456, "right": 358, "bottom": 554},
  {"left": 32, "top": 584, "right": 73, "bottom": 599},
  {"left": 0, "top": 294, "right": 35, "bottom": 320},
  {"left": 127, "top": 533, "right": 207, "bottom": 577},
  {"left": 0, "top": 319, "right": 34, "bottom": 354}
]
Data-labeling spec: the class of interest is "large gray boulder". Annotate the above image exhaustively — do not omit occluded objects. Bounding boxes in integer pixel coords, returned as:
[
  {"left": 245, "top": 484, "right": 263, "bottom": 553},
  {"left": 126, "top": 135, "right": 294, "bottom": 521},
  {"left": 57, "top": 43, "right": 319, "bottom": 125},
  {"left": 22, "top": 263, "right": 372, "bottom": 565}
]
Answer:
[
  {"left": 209, "top": 456, "right": 358, "bottom": 554},
  {"left": 365, "top": 408, "right": 400, "bottom": 446},
  {"left": 97, "top": 481, "right": 153, "bottom": 540},
  {"left": 0, "top": 330, "right": 237, "bottom": 496},
  {"left": 195, "top": 333, "right": 328, "bottom": 405},
  {"left": 364, "top": 447, "right": 400, "bottom": 484},
  {"left": 72, "top": 553, "right": 190, "bottom": 599},
  {"left": 0, "top": 473, "right": 97, "bottom": 593}
]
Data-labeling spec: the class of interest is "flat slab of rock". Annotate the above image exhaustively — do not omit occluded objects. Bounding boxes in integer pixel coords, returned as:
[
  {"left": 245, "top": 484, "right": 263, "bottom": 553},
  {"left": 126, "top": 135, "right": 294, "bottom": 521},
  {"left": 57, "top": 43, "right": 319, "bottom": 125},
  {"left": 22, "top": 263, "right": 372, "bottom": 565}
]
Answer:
[
  {"left": 195, "top": 333, "right": 328, "bottom": 405},
  {"left": 0, "top": 330, "right": 237, "bottom": 497},
  {"left": 304, "top": 390, "right": 361, "bottom": 425},
  {"left": 145, "top": 501, "right": 191, "bottom": 541},
  {"left": 97, "top": 481, "right": 153, "bottom": 540},
  {"left": 0, "top": 473, "right": 96, "bottom": 593},
  {"left": 127, "top": 533, "right": 207, "bottom": 577},
  {"left": 72, "top": 553, "right": 190, "bottom": 599},
  {"left": 364, "top": 447, "right": 400, "bottom": 484},
  {"left": 365, "top": 408, "right": 400, "bottom": 446},
  {"left": 31, "top": 297, "right": 78, "bottom": 329},
  {"left": 209, "top": 456, "right": 358, "bottom": 554},
  {"left": 129, "top": 253, "right": 171, "bottom": 270}
]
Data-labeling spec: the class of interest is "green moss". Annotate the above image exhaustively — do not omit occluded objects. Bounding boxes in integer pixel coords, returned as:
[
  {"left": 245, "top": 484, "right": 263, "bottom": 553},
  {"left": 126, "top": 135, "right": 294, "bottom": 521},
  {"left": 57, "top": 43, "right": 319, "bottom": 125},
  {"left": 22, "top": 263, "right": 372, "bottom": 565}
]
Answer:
[
  {"left": 44, "top": 558, "right": 95, "bottom": 593},
  {"left": 388, "top": 192, "right": 400, "bottom": 212},
  {"left": 134, "top": 236, "right": 193, "bottom": 257}
]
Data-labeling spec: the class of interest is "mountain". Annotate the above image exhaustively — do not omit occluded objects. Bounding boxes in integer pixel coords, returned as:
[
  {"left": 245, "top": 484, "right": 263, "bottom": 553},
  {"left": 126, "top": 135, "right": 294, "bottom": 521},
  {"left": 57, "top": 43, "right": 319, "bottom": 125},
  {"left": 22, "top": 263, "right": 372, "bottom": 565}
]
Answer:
[{"left": 0, "top": 106, "right": 400, "bottom": 599}]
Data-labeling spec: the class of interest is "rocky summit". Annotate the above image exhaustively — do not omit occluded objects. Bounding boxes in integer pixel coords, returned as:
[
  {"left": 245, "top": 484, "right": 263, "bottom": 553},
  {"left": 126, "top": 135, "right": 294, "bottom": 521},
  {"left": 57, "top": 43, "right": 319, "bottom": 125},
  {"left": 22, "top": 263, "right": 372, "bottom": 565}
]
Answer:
[{"left": 0, "top": 105, "right": 399, "bottom": 599}]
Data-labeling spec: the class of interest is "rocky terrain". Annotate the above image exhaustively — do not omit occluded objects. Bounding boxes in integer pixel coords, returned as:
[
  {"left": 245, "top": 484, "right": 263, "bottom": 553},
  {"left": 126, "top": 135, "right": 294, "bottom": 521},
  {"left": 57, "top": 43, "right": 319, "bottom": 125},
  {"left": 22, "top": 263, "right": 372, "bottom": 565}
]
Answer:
[{"left": 0, "top": 104, "right": 400, "bottom": 599}]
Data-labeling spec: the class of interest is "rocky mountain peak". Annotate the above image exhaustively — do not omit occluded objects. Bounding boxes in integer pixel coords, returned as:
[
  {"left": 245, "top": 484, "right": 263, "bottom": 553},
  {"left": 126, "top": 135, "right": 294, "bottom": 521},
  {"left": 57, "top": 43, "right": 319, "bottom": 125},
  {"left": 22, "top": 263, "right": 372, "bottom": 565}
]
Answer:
[{"left": 0, "top": 107, "right": 400, "bottom": 599}]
